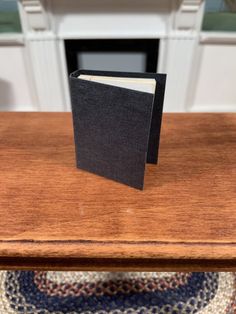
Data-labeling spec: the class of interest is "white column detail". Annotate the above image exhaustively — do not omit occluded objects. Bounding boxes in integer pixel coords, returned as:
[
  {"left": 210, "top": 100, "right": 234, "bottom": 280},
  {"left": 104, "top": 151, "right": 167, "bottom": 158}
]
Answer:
[
  {"left": 175, "top": 0, "right": 203, "bottom": 30},
  {"left": 160, "top": 0, "right": 204, "bottom": 111},
  {"left": 19, "top": 0, "right": 67, "bottom": 111}
]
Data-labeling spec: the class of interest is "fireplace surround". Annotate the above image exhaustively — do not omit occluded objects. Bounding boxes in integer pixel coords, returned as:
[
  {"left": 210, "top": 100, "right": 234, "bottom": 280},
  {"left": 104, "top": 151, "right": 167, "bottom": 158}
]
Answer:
[{"left": 19, "top": 0, "right": 204, "bottom": 112}]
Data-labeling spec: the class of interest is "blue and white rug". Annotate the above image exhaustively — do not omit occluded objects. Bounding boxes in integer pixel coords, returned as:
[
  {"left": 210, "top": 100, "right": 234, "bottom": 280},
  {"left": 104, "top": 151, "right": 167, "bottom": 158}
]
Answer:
[{"left": 0, "top": 271, "right": 235, "bottom": 313}]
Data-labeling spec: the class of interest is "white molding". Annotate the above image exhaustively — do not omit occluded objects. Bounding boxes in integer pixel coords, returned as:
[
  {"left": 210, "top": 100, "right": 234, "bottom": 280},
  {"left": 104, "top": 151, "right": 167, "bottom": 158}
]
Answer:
[
  {"left": 0, "top": 34, "right": 24, "bottom": 46},
  {"left": 47, "top": 0, "right": 56, "bottom": 33},
  {"left": 25, "top": 31, "right": 56, "bottom": 40},
  {"left": 190, "top": 104, "right": 236, "bottom": 112},
  {"left": 181, "top": 0, "right": 202, "bottom": 12},
  {"left": 174, "top": 0, "right": 203, "bottom": 30},
  {"left": 18, "top": 0, "right": 67, "bottom": 111},
  {"left": 21, "top": 0, "right": 50, "bottom": 31},
  {"left": 169, "top": 30, "right": 199, "bottom": 38},
  {"left": 185, "top": 38, "right": 202, "bottom": 112},
  {"left": 162, "top": 36, "right": 198, "bottom": 112},
  {"left": 200, "top": 32, "right": 236, "bottom": 44},
  {"left": 27, "top": 39, "right": 66, "bottom": 111},
  {"left": 158, "top": 38, "right": 168, "bottom": 73},
  {"left": 52, "top": 0, "right": 170, "bottom": 40},
  {"left": 58, "top": 39, "right": 71, "bottom": 111},
  {"left": 22, "top": 39, "right": 40, "bottom": 110},
  {"left": 59, "top": 30, "right": 202, "bottom": 41},
  {"left": 57, "top": 32, "right": 167, "bottom": 40}
]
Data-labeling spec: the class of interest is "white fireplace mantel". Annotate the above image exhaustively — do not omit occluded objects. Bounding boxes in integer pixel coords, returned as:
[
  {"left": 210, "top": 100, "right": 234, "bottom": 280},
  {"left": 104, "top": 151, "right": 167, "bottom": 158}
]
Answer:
[{"left": 18, "top": 0, "right": 205, "bottom": 112}]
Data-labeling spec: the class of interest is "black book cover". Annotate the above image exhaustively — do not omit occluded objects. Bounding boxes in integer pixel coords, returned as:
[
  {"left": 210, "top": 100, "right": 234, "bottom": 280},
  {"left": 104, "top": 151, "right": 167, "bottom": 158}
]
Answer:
[{"left": 70, "top": 69, "right": 166, "bottom": 190}]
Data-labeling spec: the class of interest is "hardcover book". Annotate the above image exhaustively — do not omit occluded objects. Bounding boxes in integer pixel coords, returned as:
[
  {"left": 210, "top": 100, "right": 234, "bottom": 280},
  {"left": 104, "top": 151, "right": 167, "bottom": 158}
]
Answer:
[{"left": 70, "top": 69, "right": 166, "bottom": 190}]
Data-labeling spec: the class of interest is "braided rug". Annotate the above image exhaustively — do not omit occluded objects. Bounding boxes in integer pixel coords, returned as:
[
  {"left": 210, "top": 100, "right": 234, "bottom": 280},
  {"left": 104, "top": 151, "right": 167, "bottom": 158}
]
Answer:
[{"left": 0, "top": 271, "right": 235, "bottom": 313}]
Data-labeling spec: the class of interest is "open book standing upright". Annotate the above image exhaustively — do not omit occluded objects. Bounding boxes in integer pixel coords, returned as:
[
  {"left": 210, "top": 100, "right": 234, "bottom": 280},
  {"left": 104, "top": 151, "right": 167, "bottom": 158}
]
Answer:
[{"left": 70, "top": 69, "right": 167, "bottom": 190}]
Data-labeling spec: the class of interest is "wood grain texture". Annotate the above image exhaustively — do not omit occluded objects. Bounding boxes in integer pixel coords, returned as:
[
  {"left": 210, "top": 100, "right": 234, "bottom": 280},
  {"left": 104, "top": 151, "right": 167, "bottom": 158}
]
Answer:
[{"left": 0, "top": 112, "right": 235, "bottom": 270}]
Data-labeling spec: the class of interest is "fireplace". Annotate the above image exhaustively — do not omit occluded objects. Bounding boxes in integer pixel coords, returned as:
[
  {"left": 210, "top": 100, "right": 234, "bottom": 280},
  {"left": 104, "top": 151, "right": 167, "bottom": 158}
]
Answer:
[
  {"left": 19, "top": 0, "right": 204, "bottom": 112},
  {"left": 65, "top": 39, "right": 159, "bottom": 74}
]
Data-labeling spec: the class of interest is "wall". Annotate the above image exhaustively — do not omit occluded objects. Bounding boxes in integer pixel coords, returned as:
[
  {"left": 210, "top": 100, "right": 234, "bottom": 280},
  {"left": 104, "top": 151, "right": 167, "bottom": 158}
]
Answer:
[
  {"left": 191, "top": 43, "right": 236, "bottom": 112},
  {"left": 0, "top": 44, "right": 33, "bottom": 111}
]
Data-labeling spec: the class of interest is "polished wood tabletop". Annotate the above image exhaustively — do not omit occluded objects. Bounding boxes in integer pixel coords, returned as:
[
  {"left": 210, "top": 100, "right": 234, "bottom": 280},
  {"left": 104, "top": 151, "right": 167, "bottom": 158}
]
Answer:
[{"left": 0, "top": 112, "right": 235, "bottom": 271}]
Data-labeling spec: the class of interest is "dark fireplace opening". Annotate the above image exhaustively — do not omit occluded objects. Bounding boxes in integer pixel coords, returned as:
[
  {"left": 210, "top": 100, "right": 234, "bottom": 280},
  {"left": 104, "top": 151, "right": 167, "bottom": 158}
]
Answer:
[{"left": 65, "top": 39, "right": 159, "bottom": 75}]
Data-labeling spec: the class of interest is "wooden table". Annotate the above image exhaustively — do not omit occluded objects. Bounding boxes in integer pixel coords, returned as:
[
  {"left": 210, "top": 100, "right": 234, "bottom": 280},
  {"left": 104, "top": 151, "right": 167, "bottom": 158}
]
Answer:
[{"left": 0, "top": 112, "right": 235, "bottom": 271}]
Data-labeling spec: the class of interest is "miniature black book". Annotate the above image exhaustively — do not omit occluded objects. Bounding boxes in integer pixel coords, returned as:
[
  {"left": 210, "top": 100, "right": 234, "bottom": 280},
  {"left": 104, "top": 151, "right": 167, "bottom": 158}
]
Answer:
[{"left": 70, "top": 69, "right": 166, "bottom": 190}]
